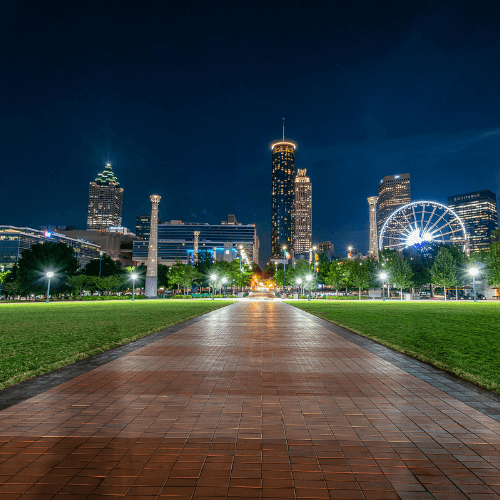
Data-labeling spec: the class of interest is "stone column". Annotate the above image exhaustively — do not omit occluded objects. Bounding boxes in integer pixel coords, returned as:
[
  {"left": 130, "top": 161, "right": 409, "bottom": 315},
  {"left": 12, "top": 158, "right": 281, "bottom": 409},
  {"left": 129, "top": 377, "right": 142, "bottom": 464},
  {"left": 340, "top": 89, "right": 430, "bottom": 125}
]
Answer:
[
  {"left": 193, "top": 231, "right": 200, "bottom": 263},
  {"left": 367, "top": 196, "right": 379, "bottom": 260},
  {"left": 145, "top": 194, "right": 161, "bottom": 298}
]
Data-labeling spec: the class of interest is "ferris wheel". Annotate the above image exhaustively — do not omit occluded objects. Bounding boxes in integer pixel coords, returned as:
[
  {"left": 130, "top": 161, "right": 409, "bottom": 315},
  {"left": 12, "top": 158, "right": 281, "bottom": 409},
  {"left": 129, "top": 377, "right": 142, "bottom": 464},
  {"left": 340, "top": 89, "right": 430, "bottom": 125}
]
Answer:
[{"left": 379, "top": 201, "right": 468, "bottom": 252}]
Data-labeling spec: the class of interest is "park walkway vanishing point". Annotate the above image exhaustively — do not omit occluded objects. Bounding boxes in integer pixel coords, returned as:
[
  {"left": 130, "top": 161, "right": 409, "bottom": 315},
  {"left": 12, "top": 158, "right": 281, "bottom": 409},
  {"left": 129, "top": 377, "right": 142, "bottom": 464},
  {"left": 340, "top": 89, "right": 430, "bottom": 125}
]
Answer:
[{"left": 1, "top": 301, "right": 500, "bottom": 499}]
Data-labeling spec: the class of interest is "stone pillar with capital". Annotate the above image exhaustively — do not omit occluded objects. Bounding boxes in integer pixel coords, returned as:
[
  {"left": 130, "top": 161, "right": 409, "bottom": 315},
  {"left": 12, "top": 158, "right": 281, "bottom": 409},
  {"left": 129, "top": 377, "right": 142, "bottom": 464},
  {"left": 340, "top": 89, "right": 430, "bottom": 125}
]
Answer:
[
  {"left": 367, "top": 196, "right": 379, "bottom": 260},
  {"left": 145, "top": 194, "right": 161, "bottom": 298},
  {"left": 193, "top": 231, "right": 200, "bottom": 264}
]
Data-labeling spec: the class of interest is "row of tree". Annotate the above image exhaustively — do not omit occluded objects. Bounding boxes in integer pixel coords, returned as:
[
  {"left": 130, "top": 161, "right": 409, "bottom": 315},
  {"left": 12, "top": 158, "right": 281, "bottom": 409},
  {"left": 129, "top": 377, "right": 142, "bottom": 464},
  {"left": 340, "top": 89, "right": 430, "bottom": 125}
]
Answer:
[
  {"left": 0, "top": 243, "right": 256, "bottom": 299},
  {"left": 267, "top": 234, "right": 500, "bottom": 298}
]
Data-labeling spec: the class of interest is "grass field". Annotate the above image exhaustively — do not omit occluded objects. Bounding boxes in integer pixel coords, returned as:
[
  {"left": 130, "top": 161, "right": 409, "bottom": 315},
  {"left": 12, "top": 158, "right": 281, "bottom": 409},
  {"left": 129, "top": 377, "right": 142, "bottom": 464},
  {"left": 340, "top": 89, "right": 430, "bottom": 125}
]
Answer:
[
  {"left": 286, "top": 300, "right": 500, "bottom": 393},
  {"left": 0, "top": 300, "right": 234, "bottom": 390}
]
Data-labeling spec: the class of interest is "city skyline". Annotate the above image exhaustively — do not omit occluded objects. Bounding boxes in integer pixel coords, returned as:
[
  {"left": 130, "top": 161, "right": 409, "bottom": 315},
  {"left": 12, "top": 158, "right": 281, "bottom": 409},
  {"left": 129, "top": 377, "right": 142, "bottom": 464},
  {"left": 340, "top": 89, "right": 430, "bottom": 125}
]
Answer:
[{"left": 2, "top": 2, "right": 500, "bottom": 265}]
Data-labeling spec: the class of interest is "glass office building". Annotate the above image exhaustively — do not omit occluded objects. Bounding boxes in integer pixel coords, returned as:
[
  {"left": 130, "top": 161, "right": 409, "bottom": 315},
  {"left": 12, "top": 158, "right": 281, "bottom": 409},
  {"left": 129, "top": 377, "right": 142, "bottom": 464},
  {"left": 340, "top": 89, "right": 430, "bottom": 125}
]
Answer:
[
  {"left": 447, "top": 190, "right": 498, "bottom": 253},
  {"left": 294, "top": 169, "right": 312, "bottom": 253},
  {"left": 87, "top": 163, "right": 124, "bottom": 230},
  {"left": 377, "top": 173, "right": 411, "bottom": 237},
  {"left": 132, "top": 220, "right": 259, "bottom": 266},
  {"left": 0, "top": 226, "right": 101, "bottom": 269},
  {"left": 136, "top": 215, "right": 151, "bottom": 239},
  {"left": 271, "top": 141, "right": 296, "bottom": 256}
]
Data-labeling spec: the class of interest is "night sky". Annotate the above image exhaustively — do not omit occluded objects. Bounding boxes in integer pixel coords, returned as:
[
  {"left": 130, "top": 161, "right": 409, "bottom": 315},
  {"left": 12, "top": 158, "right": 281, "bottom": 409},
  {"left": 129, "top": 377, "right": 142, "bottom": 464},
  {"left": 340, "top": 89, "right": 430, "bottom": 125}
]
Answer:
[{"left": 2, "top": 0, "right": 500, "bottom": 266}]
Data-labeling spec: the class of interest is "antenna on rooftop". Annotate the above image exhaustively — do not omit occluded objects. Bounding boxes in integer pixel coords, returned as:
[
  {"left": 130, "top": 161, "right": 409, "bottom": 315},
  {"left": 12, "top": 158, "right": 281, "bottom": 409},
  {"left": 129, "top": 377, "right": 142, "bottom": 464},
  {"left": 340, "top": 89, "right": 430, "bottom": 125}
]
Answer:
[{"left": 283, "top": 118, "right": 285, "bottom": 141}]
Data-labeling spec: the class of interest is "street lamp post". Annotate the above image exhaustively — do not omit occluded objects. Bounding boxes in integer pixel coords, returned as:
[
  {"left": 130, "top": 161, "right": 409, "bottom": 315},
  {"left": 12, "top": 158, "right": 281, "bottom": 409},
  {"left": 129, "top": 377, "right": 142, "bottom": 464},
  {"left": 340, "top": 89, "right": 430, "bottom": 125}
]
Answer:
[
  {"left": 45, "top": 271, "right": 54, "bottom": 303},
  {"left": 282, "top": 246, "right": 287, "bottom": 296},
  {"left": 348, "top": 246, "right": 353, "bottom": 260},
  {"left": 131, "top": 273, "right": 138, "bottom": 301},
  {"left": 296, "top": 277, "right": 302, "bottom": 297},
  {"left": 380, "top": 272, "right": 388, "bottom": 302},
  {"left": 211, "top": 274, "right": 217, "bottom": 300},
  {"left": 222, "top": 277, "right": 227, "bottom": 298},
  {"left": 469, "top": 267, "right": 479, "bottom": 303},
  {"left": 306, "top": 274, "right": 312, "bottom": 301},
  {"left": 98, "top": 251, "right": 104, "bottom": 279}
]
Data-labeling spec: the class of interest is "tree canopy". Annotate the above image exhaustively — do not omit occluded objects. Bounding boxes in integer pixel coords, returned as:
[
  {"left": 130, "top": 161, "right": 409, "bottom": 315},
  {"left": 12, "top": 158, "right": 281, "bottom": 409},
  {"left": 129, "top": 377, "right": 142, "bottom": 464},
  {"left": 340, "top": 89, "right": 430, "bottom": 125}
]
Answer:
[{"left": 16, "top": 242, "right": 80, "bottom": 295}]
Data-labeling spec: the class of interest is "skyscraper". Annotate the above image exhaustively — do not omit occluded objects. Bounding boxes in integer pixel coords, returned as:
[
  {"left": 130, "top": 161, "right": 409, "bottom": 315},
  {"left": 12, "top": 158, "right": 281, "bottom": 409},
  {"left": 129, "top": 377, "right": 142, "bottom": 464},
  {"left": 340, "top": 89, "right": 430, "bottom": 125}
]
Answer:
[
  {"left": 87, "top": 163, "right": 124, "bottom": 230},
  {"left": 136, "top": 215, "right": 151, "bottom": 239},
  {"left": 448, "top": 190, "right": 498, "bottom": 253},
  {"left": 294, "top": 169, "right": 312, "bottom": 253},
  {"left": 377, "top": 173, "right": 411, "bottom": 237},
  {"left": 271, "top": 136, "right": 296, "bottom": 257}
]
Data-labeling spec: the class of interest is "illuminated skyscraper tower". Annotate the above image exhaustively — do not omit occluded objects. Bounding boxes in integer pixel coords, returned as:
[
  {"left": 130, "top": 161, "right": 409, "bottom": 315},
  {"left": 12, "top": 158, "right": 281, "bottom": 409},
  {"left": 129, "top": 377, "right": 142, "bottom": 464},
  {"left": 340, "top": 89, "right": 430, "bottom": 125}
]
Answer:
[
  {"left": 448, "top": 190, "right": 498, "bottom": 253},
  {"left": 377, "top": 173, "right": 411, "bottom": 237},
  {"left": 87, "top": 163, "right": 124, "bottom": 230},
  {"left": 271, "top": 126, "right": 296, "bottom": 257},
  {"left": 294, "top": 169, "right": 312, "bottom": 253}
]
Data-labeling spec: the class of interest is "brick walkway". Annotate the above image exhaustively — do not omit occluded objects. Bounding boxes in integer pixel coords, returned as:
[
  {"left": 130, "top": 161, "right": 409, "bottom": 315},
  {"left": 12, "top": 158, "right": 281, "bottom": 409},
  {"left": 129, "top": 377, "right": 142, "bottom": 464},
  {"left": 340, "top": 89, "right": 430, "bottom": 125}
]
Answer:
[{"left": 1, "top": 301, "right": 500, "bottom": 499}]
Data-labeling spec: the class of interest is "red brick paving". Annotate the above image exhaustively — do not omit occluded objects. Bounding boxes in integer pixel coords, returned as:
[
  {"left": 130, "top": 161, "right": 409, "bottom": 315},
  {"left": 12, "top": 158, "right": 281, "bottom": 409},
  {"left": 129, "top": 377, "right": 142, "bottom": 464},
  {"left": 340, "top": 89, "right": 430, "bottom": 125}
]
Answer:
[{"left": 1, "top": 301, "right": 500, "bottom": 499}]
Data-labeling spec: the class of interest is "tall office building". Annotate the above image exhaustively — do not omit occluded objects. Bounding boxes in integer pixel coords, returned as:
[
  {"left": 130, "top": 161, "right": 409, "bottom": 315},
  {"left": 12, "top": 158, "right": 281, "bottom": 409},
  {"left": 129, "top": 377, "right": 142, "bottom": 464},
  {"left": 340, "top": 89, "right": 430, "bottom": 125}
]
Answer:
[
  {"left": 447, "top": 190, "right": 498, "bottom": 253},
  {"left": 294, "top": 169, "right": 312, "bottom": 253},
  {"left": 271, "top": 136, "right": 296, "bottom": 257},
  {"left": 136, "top": 215, "right": 151, "bottom": 239},
  {"left": 318, "top": 241, "right": 334, "bottom": 260},
  {"left": 133, "top": 220, "right": 259, "bottom": 266},
  {"left": 87, "top": 163, "right": 124, "bottom": 230},
  {"left": 377, "top": 173, "right": 411, "bottom": 237}
]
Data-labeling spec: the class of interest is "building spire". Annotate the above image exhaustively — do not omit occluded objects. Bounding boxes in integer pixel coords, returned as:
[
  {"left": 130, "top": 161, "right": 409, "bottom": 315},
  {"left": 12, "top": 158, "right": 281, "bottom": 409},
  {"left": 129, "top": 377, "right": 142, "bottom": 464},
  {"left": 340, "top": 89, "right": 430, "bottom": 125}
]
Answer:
[{"left": 283, "top": 118, "right": 285, "bottom": 141}]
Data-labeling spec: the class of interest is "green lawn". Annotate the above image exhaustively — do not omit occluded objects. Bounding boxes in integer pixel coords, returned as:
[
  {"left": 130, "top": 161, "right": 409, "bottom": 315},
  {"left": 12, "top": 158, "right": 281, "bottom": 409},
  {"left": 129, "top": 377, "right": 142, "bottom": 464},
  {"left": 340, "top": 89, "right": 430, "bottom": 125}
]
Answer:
[
  {"left": 0, "top": 300, "right": 234, "bottom": 390},
  {"left": 286, "top": 300, "right": 500, "bottom": 393}
]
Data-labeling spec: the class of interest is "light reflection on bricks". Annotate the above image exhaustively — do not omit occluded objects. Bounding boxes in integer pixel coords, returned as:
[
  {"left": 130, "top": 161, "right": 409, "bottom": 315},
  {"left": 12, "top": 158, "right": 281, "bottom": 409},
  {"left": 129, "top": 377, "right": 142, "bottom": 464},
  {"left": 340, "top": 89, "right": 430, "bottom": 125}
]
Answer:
[{"left": 1, "top": 301, "right": 500, "bottom": 499}]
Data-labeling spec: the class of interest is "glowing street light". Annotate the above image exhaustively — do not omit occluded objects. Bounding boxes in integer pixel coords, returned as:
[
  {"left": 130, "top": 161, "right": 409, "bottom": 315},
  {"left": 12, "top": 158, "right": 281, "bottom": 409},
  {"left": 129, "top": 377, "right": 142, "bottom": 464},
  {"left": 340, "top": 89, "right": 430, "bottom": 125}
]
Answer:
[
  {"left": 45, "top": 271, "right": 54, "bottom": 303},
  {"left": 348, "top": 246, "right": 353, "bottom": 260},
  {"left": 380, "top": 272, "right": 388, "bottom": 302},
  {"left": 131, "top": 273, "right": 138, "bottom": 301},
  {"left": 306, "top": 274, "right": 312, "bottom": 301},
  {"left": 469, "top": 267, "right": 479, "bottom": 303},
  {"left": 210, "top": 274, "right": 217, "bottom": 300}
]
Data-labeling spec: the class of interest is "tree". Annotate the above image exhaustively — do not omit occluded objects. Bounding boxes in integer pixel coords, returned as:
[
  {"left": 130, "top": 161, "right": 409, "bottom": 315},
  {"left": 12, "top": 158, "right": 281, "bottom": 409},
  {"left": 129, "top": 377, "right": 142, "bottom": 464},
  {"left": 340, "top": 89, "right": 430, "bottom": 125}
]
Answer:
[
  {"left": 484, "top": 240, "right": 500, "bottom": 288},
  {"left": 16, "top": 242, "right": 80, "bottom": 295},
  {"left": 0, "top": 268, "right": 11, "bottom": 299},
  {"left": 325, "top": 261, "right": 350, "bottom": 294},
  {"left": 275, "top": 266, "right": 294, "bottom": 289},
  {"left": 158, "top": 264, "right": 170, "bottom": 288},
  {"left": 431, "top": 247, "right": 458, "bottom": 300},
  {"left": 388, "top": 255, "right": 414, "bottom": 299},
  {"left": 447, "top": 245, "right": 469, "bottom": 300},
  {"left": 84, "top": 255, "right": 122, "bottom": 277},
  {"left": 100, "top": 275, "right": 122, "bottom": 295},
  {"left": 169, "top": 263, "right": 201, "bottom": 294},
  {"left": 349, "top": 259, "right": 377, "bottom": 299},
  {"left": 316, "top": 253, "right": 331, "bottom": 283},
  {"left": 66, "top": 275, "right": 89, "bottom": 297}
]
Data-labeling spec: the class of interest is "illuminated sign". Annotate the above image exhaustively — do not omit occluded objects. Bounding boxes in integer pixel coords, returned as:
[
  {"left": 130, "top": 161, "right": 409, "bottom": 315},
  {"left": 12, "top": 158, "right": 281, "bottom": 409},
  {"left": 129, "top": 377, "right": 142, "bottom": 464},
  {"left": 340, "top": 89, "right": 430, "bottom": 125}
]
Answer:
[
  {"left": 452, "top": 193, "right": 482, "bottom": 202},
  {"left": 394, "top": 175, "right": 400, "bottom": 179},
  {"left": 44, "top": 231, "right": 52, "bottom": 238}
]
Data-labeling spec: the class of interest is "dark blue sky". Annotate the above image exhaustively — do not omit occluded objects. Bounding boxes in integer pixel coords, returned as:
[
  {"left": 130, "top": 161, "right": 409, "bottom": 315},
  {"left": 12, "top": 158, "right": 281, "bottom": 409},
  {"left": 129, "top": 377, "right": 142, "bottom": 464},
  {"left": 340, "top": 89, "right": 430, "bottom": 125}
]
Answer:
[{"left": 2, "top": 0, "right": 500, "bottom": 266}]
